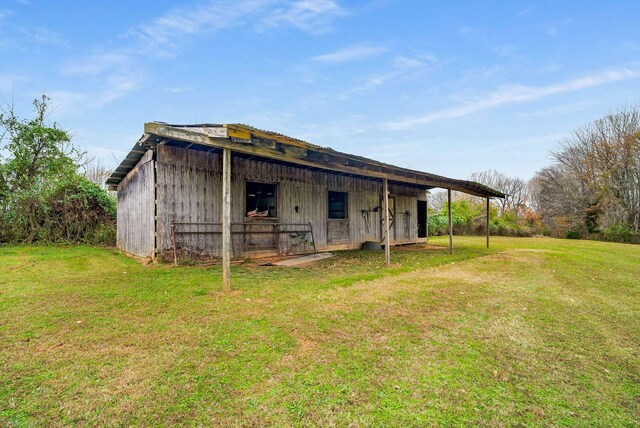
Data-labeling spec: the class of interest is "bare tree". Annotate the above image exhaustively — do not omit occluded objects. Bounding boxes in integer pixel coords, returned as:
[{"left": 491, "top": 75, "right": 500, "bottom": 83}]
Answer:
[
  {"left": 533, "top": 104, "right": 640, "bottom": 235},
  {"left": 469, "top": 170, "right": 529, "bottom": 218},
  {"left": 428, "top": 190, "right": 447, "bottom": 212},
  {"left": 83, "top": 157, "right": 113, "bottom": 191}
]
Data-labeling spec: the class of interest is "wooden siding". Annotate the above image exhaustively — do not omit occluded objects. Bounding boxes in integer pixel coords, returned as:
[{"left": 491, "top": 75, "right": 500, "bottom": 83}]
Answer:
[
  {"left": 153, "top": 145, "right": 423, "bottom": 259},
  {"left": 117, "top": 150, "right": 155, "bottom": 258},
  {"left": 327, "top": 220, "right": 349, "bottom": 245},
  {"left": 156, "top": 145, "right": 221, "bottom": 258}
]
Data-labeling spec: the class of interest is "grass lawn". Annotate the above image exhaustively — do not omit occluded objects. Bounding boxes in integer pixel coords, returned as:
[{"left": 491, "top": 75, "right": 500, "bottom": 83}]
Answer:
[{"left": 1, "top": 236, "right": 639, "bottom": 427}]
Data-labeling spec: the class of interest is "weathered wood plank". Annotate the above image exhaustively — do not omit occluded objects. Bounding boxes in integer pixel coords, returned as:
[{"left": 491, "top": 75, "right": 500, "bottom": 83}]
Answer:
[
  {"left": 222, "top": 148, "right": 231, "bottom": 292},
  {"left": 117, "top": 150, "right": 155, "bottom": 258},
  {"left": 384, "top": 178, "right": 391, "bottom": 267}
]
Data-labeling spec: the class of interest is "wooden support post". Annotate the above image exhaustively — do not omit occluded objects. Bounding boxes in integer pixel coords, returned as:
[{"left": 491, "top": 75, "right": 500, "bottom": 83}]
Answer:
[
  {"left": 172, "top": 222, "right": 177, "bottom": 266},
  {"left": 222, "top": 148, "right": 232, "bottom": 292},
  {"left": 308, "top": 222, "right": 317, "bottom": 254},
  {"left": 486, "top": 197, "right": 490, "bottom": 248},
  {"left": 383, "top": 177, "right": 391, "bottom": 267},
  {"left": 448, "top": 188, "right": 453, "bottom": 255},
  {"left": 425, "top": 192, "right": 429, "bottom": 244}
]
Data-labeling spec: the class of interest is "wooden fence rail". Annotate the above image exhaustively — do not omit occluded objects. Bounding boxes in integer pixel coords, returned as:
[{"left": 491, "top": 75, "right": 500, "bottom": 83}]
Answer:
[{"left": 171, "top": 222, "right": 317, "bottom": 265}]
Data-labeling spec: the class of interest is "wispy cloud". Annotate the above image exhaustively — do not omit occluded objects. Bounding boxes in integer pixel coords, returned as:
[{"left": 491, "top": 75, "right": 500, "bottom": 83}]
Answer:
[
  {"left": 164, "top": 86, "right": 193, "bottom": 94},
  {"left": 546, "top": 18, "right": 572, "bottom": 38},
  {"left": 46, "top": 90, "right": 90, "bottom": 115},
  {"left": 0, "top": 8, "right": 13, "bottom": 29},
  {"left": 21, "top": 27, "right": 68, "bottom": 47},
  {"left": 62, "top": 52, "right": 128, "bottom": 76},
  {"left": 64, "top": 1, "right": 274, "bottom": 78},
  {"left": 621, "top": 41, "right": 640, "bottom": 51},
  {"left": 393, "top": 55, "right": 431, "bottom": 69},
  {"left": 262, "top": 0, "right": 346, "bottom": 34},
  {"left": 128, "top": 0, "right": 274, "bottom": 56},
  {"left": 516, "top": 5, "right": 535, "bottom": 18},
  {"left": 92, "top": 72, "right": 144, "bottom": 106},
  {"left": 518, "top": 99, "right": 599, "bottom": 119},
  {"left": 339, "top": 53, "right": 436, "bottom": 99},
  {"left": 60, "top": 0, "right": 347, "bottom": 105},
  {"left": 312, "top": 44, "right": 384, "bottom": 63},
  {"left": 384, "top": 68, "right": 639, "bottom": 130}
]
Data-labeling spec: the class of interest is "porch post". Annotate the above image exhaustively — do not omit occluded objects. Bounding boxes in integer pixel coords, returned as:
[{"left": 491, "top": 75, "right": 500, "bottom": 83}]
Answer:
[
  {"left": 425, "top": 191, "right": 429, "bottom": 243},
  {"left": 448, "top": 188, "right": 453, "bottom": 255},
  {"left": 486, "top": 197, "right": 490, "bottom": 248},
  {"left": 383, "top": 177, "right": 391, "bottom": 267},
  {"left": 222, "top": 148, "right": 232, "bottom": 292}
]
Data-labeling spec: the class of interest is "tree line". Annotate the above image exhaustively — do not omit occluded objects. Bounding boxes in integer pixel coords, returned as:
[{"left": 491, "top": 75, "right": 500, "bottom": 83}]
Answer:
[
  {"left": 531, "top": 106, "right": 640, "bottom": 243},
  {"left": 2, "top": 95, "right": 637, "bottom": 246},
  {"left": 430, "top": 104, "right": 640, "bottom": 244}
]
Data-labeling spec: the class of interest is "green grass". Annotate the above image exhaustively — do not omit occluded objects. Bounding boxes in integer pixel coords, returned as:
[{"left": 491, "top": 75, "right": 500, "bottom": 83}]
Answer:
[{"left": 0, "top": 237, "right": 638, "bottom": 427}]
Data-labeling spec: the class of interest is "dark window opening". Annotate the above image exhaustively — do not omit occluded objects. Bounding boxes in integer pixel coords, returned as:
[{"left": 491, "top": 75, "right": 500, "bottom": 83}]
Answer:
[
  {"left": 417, "top": 200, "right": 427, "bottom": 238},
  {"left": 328, "top": 191, "right": 348, "bottom": 219},
  {"left": 246, "top": 182, "right": 277, "bottom": 218}
]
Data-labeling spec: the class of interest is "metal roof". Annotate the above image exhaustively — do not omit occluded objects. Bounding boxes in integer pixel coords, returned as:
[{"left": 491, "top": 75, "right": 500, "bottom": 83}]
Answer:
[{"left": 106, "top": 122, "right": 506, "bottom": 199}]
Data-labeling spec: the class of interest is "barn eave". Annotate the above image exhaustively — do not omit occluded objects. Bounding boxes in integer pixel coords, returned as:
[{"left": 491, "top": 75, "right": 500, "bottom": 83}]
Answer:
[{"left": 106, "top": 122, "right": 506, "bottom": 199}]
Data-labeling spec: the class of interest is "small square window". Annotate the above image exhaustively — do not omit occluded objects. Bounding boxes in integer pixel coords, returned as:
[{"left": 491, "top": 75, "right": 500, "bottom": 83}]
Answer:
[
  {"left": 328, "top": 191, "right": 348, "bottom": 219},
  {"left": 246, "top": 182, "right": 277, "bottom": 218}
]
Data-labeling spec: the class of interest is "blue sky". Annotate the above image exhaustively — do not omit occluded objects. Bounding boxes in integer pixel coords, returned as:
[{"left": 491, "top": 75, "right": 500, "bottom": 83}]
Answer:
[{"left": 1, "top": 0, "right": 639, "bottom": 179}]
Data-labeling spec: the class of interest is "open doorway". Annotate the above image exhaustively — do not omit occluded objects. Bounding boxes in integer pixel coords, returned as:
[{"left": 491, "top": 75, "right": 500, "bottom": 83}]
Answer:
[{"left": 417, "top": 200, "right": 427, "bottom": 238}]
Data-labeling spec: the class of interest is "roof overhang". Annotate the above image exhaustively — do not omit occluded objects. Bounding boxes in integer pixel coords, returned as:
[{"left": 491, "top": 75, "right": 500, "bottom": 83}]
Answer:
[{"left": 107, "top": 122, "right": 506, "bottom": 199}]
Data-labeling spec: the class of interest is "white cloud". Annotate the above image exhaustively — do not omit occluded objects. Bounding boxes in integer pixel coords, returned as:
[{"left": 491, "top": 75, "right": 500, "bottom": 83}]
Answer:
[
  {"left": 338, "top": 54, "right": 434, "bottom": 99},
  {"left": 518, "top": 99, "right": 599, "bottom": 119},
  {"left": 312, "top": 44, "right": 385, "bottom": 63},
  {"left": 0, "top": 9, "right": 12, "bottom": 20},
  {"left": 63, "top": 53, "right": 128, "bottom": 76},
  {"left": 65, "top": 1, "right": 272, "bottom": 77},
  {"left": 164, "top": 86, "right": 193, "bottom": 94},
  {"left": 262, "top": 0, "right": 346, "bottom": 34},
  {"left": 0, "top": 8, "right": 12, "bottom": 31},
  {"left": 339, "top": 72, "right": 395, "bottom": 99},
  {"left": 59, "top": 0, "right": 347, "bottom": 106},
  {"left": 44, "top": 72, "right": 143, "bottom": 115},
  {"left": 22, "top": 27, "right": 68, "bottom": 47},
  {"left": 621, "top": 41, "right": 640, "bottom": 51},
  {"left": 393, "top": 56, "right": 425, "bottom": 69},
  {"left": 129, "top": 0, "right": 275, "bottom": 54},
  {"left": 516, "top": 6, "right": 535, "bottom": 18},
  {"left": 384, "top": 68, "right": 639, "bottom": 130},
  {"left": 92, "top": 73, "right": 144, "bottom": 107},
  {"left": 46, "top": 90, "right": 90, "bottom": 116},
  {"left": 546, "top": 18, "right": 572, "bottom": 38}
]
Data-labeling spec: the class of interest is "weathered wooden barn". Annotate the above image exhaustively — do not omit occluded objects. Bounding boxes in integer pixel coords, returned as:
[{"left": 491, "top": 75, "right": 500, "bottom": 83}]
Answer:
[{"left": 107, "top": 123, "right": 504, "bottom": 267}]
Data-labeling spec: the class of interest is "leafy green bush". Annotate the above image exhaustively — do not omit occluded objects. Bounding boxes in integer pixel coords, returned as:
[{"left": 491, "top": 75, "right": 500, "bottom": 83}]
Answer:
[
  {"left": 427, "top": 199, "right": 540, "bottom": 237},
  {"left": 1, "top": 175, "right": 116, "bottom": 244},
  {"left": 600, "top": 223, "right": 639, "bottom": 244},
  {"left": 428, "top": 214, "right": 449, "bottom": 236},
  {"left": 0, "top": 95, "right": 116, "bottom": 245}
]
